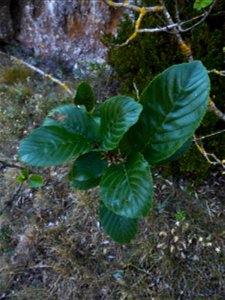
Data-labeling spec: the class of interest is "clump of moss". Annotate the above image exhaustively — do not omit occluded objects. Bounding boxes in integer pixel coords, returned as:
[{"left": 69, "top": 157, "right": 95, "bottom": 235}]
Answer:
[{"left": 0, "top": 65, "right": 32, "bottom": 84}]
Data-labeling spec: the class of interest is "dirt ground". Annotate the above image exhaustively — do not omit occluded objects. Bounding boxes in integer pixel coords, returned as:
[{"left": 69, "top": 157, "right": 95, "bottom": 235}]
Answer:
[{"left": 0, "top": 57, "right": 225, "bottom": 300}]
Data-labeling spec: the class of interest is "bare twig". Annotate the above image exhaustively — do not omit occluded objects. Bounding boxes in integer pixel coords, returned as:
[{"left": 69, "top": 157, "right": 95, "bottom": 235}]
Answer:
[
  {"left": 194, "top": 129, "right": 225, "bottom": 141},
  {"left": 133, "top": 82, "right": 140, "bottom": 101},
  {"left": 178, "top": 0, "right": 217, "bottom": 32},
  {"left": 174, "top": 0, "right": 181, "bottom": 28},
  {"left": 0, "top": 160, "right": 23, "bottom": 171},
  {"left": 208, "top": 99, "right": 225, "bottom": 122},
  {"left": 137, "top": 16, "right": 205, "bottom": 33},
  {"left": 0, "top": 50, "right": 75, "bottom": 97},
  {"left": 160, "top": 1, "right": 193, "bottom": 61},
  {"left": 194, "top": 138, "right": 225, "bottom": 171},
  {"left": 208, "top": 69, "right": 225, "bottom": 76},
  {"left": 105, "top": 1, "right": 163, "bottom": 13},
  {"left": 0, "top": 183, "right": 23, "bottom": 215}
]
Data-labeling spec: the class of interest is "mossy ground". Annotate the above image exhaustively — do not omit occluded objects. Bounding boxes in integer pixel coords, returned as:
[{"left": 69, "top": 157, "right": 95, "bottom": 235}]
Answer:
[{"left": 0, "top": 57, "right": 225, "bottom": 299}]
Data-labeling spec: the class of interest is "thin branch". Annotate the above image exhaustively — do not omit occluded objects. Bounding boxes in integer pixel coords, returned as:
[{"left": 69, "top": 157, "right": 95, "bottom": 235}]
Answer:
[
  {"left": 0, "top": 160, "right": 23, "bottom": 171},
  {"left": 0, "top": 50, "right": 75, "bottom": 97},
  {"left": 208, "top": 69, "right": 225, "bottom": 76},
  {"left": 179, "top": 0, "right": 217, "bottom": 33},
  {"left": 160, "top": 1, "right": 193, "bottom": 61},
  {"left": 193, "top": 129, "right": 225, "bottom": 141},
  {"left": 194, "top": 138, "right": 225, "bottom": 171},
  {"left": 105, "top": 1, "right": 163, "bottom": 13},
  {"left": 137, "top": 15, "right": 205, "bottom": 33},
  {"left": 174, "top": 0, "right": 181, "bottom": 29},
  {"left": 133, "top": 82, "right": 140, "bottom": 101},
  {"left": 0, "top": 183, "right": 23, "bottom": 215},
  {"left": 120, "top": 8, "right": 147, "bottom": 46},
  {"left": 208, "top": 99, "right": 225, "bottom": 122}
]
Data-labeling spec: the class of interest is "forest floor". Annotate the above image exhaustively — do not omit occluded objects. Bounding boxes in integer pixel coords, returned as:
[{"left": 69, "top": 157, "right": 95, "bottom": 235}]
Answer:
[{"left": 0, "top": 54, "right": 225, "bottom": 300}]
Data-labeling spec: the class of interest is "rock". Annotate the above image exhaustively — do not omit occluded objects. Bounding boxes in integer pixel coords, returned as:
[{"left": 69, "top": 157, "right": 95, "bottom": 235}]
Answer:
[
  {"left": 0, "top": 0, "right": 14, "bottom": 42},
  {"left": 8, "top": 0, "right": 123, "bottom": 65}
]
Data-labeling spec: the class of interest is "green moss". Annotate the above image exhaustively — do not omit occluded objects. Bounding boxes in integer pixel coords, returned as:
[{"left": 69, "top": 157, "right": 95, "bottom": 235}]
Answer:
[{"left": 0, "top": 65, "right": 32, "bottom": 84}]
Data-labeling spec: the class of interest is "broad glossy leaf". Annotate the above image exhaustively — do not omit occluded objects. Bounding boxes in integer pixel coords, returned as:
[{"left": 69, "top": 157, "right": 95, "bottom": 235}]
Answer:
[
  {"left": 160, "top": 138, "right": 192, "bottom": 164},
  {"left": 28, "top": 175, "right": 44, "bottom": 188},
  {"left": 43, "top": 105, "right": 100, "bottom": 143},
  {"left": 100, "top": 153, "right": 153, "bottom": 218},
  {"left": 100, "top": 202, "right": 138, "bottom": 244},
  {"left": 69, "top": 152, "right": 107, "bottom": 190},
  {"left": 128, "top": 61, "right": 210, "bottom": 164},
  {"left": 74, "top": 82, "right": 95, "bottom": 112},
  {"left": 194, "top": 0, "right": 213, "bottom": 10},
  {"left": 100, "top": 96, "right": 142, "bottom": 150},
  {"left": 19, "top": 126, "right": 91, "bottom": 167}
]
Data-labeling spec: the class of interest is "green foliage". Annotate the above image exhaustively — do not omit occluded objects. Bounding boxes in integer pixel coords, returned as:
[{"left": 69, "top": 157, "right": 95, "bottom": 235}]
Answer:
[
  {"left": 74, "top": 82, "right": 95, "bottom": 112},
  {"left": 127, "top": 61, "right": 210, "bottom": 164},
  {"left": 99, "top": 96, "right": 142, "bottom": 151},
  {"left": 18, "top": 63, "right": 210, "bottom": 243},
  {"left": 69, "top": 152, "right": 107, "bottom": 190},
  {"left": 100, "top": 153, "right": 153, "bottom": 219},
  {"left": 104, "top": 3, "right": 225, "bottom": 179},
  {"left": 194, "top": 0, "right": 213, "bottom": 11},
  {"left": 0, "top": 65, "right": 32, "bottom": 85},
  {"left": 16, "top": 169, "right": 44, "bottom": 188},
  {"left": 175, "top": 210, "right": 187, "bottom": 222},
  {"left": 100, "top": 201, "right": 138, "bottom": 243},
  {"left": 27, "top": 175, "right": 44, "bottom": 188}
]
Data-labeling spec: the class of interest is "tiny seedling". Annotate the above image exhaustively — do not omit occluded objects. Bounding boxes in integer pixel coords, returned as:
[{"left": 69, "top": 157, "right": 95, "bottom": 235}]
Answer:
[{"left": 17, "top": 169, "right": 44, "bottom": 188}]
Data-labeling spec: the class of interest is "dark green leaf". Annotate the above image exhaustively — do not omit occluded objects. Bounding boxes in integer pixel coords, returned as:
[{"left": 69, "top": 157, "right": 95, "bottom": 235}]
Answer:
[
  {"left": 100, "top": 201, "right": 138, "bottom": 243},
  {"left": 128, "top": 61, "right": 210, "bottom": 164},
  {"left": 43, "top": 105, "right": 100, "bottom": 143},
  {"left": 69, "top": 152, "right": 107, "bottom": 190},
  {"left": 160, "top": 138, "right": 192, "bottom": 164},
  {"left": 28, "top": 175, "right": 44, "bottom": 187},
  {"left": 100, "top": 96, "right": 142, "bottom": 151},
  {"left": 19, "top": 126, "right": 91, "bottom": 167},
  {"left": 74, "top": 82, "right": 95, "bottom": 112},
  {"left": 194, "top": 0, "right": 213, "bottom": 10},
  {"left": 100, "top": 153, "right": 153, "bottom": 218}
]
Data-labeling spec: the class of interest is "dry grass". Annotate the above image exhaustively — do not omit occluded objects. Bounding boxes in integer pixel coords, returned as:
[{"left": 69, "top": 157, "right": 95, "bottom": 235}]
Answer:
[
  {"left": 0, "top": 57, "right": 225, "bottom": 300},
  {"left": 0, "top": 167, "right": 224, "bottom": 300},
  {"left": 0, "top": 65, "right": 32, "bottom": 85}
]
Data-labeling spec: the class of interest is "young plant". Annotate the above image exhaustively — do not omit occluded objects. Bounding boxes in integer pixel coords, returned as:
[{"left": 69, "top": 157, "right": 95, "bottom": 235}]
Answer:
[
  {"left": 17, "top": 169, "right": 44, "bottom": 188},
  {"left": 18, "top": 61, "right": 210, "bottom": 243}
]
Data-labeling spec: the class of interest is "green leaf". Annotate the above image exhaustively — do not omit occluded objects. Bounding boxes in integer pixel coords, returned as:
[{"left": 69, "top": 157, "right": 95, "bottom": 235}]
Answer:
[
  {"left": 43, "top": 105, "right": 100, "bottom": 143},
  {"left": 20, "top": 169, "right": 29, "bottom": 178},
  {"left": 128, "top": 61, "right": 210, "bottom": 164},
  {"left": 19, "top": 126, "right": 91, "bottom": 167},
  {"left": 28, "top": 175, "right": 44, "bottom": 187},
  {"left": 100, "top": 153, "right": 153, "bottom": 219},
  {"left": 100, "top": 202, "right": 138, "bottom": 243},
  {"left": 194, "top": 0, "right": 213, "bottom": 10},
  {"left": 16, "top": 175, "right": 26, "bottom": 183},
  {"left": 69, "top": 152, "right": 107, "bottom": 190},
  {"left": 100, "top": 96, "right": 142, "bottom": 151},
  {"left": 160, "top": 138, "right": 192, "bottom": 164},
  {"left": 74, "top": 82, "right": 95, "bottom": 112}
]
